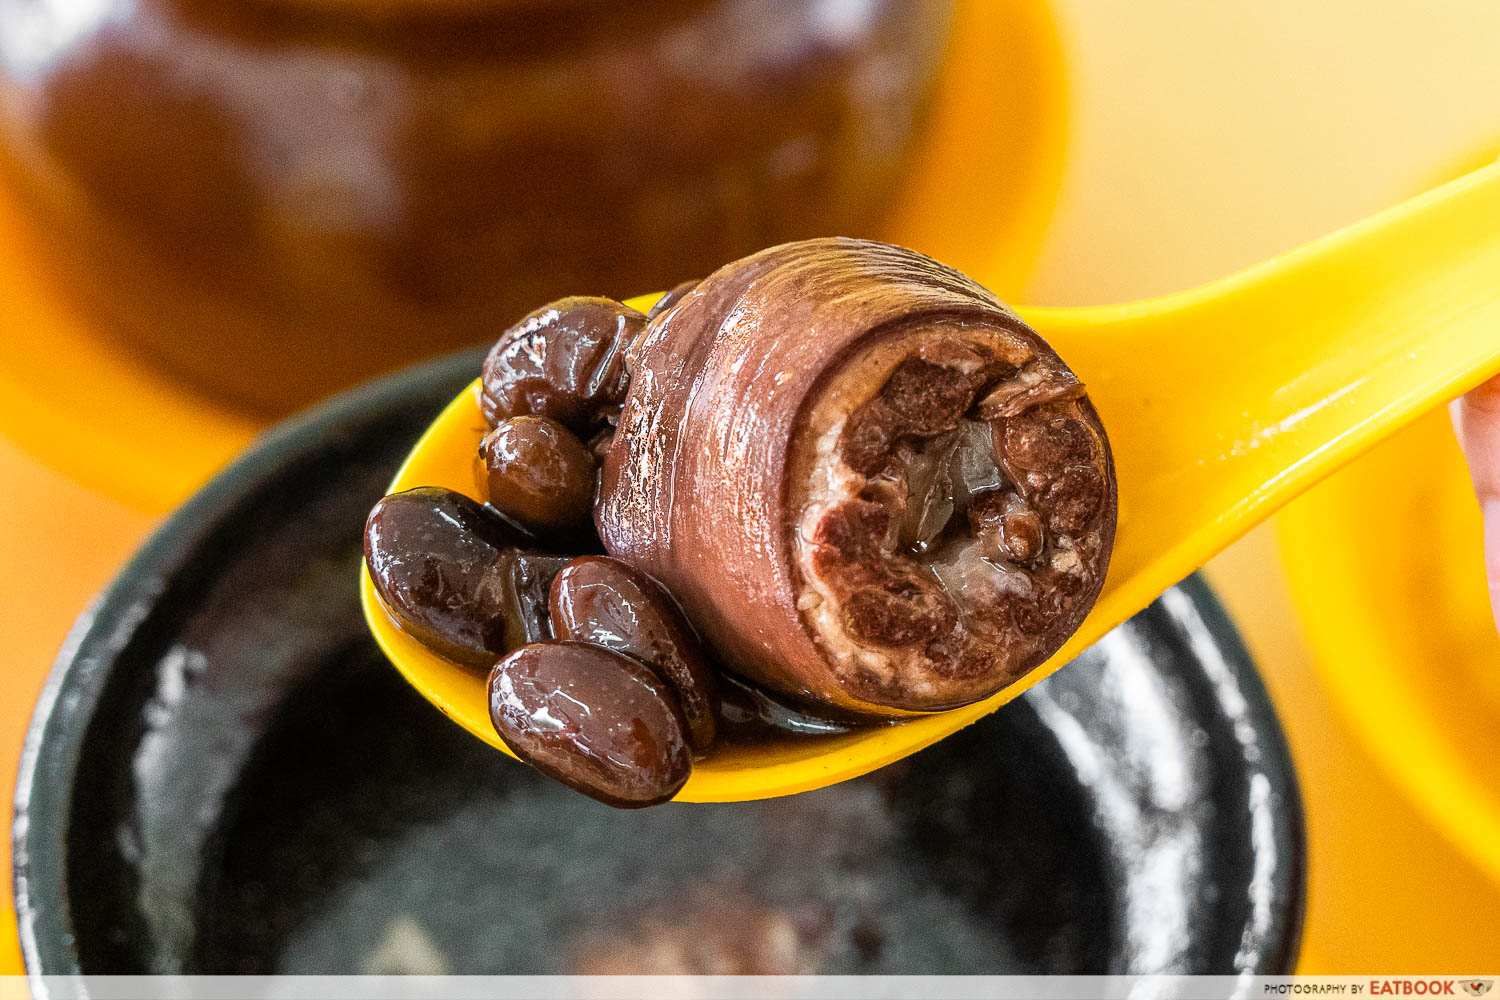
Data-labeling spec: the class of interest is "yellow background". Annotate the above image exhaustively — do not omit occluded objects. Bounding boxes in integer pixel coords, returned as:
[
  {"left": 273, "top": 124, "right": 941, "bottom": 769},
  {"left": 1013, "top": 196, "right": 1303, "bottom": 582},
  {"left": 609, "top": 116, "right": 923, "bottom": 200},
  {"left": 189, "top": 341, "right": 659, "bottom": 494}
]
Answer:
[{"left": 4, "top": 0, "right": 1500, "bottom": 973}]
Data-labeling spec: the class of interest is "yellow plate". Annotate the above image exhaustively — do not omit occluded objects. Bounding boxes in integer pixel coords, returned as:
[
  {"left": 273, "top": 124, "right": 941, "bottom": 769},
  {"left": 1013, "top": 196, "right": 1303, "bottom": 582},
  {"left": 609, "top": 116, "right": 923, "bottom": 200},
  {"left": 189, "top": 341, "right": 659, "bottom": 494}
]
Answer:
[
  {"left": 0, "top": 899, "right": 18, "bottom": 975},
  {"left": 0, "top": 0, "right": 1068, "bottom": 514},
  {"left": 1278, "top": 410, "right": 1500, "bottom": 885}
]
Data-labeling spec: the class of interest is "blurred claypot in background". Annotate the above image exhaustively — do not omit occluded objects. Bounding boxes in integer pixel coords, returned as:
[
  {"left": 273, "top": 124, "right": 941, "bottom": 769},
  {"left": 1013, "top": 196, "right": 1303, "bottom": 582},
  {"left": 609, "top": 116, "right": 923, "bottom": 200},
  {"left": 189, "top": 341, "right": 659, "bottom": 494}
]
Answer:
[{"left": 0, "top": 0, "right": 953, "bottom": 413}]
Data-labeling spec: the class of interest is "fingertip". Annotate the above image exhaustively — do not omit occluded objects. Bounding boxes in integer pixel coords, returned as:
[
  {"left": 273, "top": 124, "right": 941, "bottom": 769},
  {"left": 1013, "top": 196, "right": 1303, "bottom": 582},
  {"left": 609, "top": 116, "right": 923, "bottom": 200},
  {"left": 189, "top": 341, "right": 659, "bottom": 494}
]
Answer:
[
  {"left": 1483, "top": 499, "right": 1500, "bottom": 635},
  {"left": 1464, "top": 372, "right": 1500, "bottom": 418},
  {"left": 1454, "top": 378, "right": 1500, "bottom": 503}
]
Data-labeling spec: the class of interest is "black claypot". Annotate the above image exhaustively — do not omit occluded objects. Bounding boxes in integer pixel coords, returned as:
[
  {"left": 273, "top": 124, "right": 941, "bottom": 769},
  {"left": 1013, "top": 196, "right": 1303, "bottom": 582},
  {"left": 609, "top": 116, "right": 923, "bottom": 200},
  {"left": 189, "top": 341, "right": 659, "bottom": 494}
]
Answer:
[{"left": 13, "top": 350, "right": 1304, "bottom": 980}]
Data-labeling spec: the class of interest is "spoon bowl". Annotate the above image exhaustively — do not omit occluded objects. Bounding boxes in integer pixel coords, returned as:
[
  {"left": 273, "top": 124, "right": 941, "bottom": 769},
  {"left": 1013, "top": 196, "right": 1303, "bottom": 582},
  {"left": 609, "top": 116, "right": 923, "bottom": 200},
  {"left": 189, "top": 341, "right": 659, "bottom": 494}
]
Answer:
[{"left": 363, "top": 159, "right": 1500, "bottom": 802}]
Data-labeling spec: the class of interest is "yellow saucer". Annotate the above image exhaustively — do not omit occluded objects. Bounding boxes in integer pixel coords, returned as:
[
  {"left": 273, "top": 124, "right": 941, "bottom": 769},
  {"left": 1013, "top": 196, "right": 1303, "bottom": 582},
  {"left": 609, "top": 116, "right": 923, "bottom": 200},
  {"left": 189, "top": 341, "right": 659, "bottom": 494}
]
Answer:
[
  {"left": 1276, "top": 148, "right": 1500, "bottom": 887},
  {"left": 1278, "top": 410, "right": 1500, "bottom": 885}
]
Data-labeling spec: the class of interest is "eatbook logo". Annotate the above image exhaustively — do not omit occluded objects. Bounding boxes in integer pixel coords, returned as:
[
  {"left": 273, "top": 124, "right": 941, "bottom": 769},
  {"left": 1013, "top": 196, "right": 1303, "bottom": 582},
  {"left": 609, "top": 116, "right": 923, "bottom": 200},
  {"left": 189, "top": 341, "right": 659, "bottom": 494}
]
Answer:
[{"left": 1461, "top": 982, "right": 1494, "bottom": 997}]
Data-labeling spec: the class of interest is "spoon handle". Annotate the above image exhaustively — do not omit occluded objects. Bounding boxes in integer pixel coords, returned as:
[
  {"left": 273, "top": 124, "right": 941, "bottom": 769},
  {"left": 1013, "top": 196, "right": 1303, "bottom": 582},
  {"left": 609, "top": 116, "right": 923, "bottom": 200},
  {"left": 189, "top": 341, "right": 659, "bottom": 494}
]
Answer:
[{"left": 1023, "top": 159, "right": 1500, "bottom": 633}]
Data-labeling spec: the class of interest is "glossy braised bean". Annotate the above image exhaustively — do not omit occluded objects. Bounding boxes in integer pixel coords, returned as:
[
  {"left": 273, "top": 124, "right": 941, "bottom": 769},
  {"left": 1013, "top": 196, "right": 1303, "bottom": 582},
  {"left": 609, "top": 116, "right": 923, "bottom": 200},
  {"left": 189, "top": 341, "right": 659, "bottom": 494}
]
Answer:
[
  {"left": 476, "top": 416, "right": 597, "bottom": 537},
  {"left": 549, "top": 556, "right": 719, "bottom": 753},
  {"left": 488, "top": 641, "right": 692, "bottom": 808},
  {"left": 586, "top": 426, "right": 616, "bottom": 463},
  {"left": 364, "top": 488, "right": 564, "bottom": 669},
  {"left": 715, "top": 674, "right": 863, "bottom": 744},
  {"left": 481, "top": 297, "right": 642, "bottom": 434},
  {"left": 646, "top": 278, "right": 698, "bottom": 320}
]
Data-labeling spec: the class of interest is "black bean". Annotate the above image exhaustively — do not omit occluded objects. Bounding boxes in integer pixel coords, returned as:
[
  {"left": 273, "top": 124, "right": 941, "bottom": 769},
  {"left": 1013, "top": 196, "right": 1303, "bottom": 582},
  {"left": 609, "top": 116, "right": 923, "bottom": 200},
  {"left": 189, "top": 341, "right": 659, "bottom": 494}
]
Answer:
[
  {"left": 476, "top": 416, "right": 597, "bottom": 538},
  {"left": 364, "top": 487, "right": 563, "bottom": 669},
  {"left": 488, "top": 641, "right": 692, "bottom": 808},
  {"left": 481, "top": 297, "right": 641, "bottom": 434},
  {"left": 549, "top": 556, "right": 719, "bottom": 753},
  {"left": 715, "top": 674, "right": 864, "bottom": 743},
  {"left": 646, "top": 278, "right": 698, "bottom": 320}
]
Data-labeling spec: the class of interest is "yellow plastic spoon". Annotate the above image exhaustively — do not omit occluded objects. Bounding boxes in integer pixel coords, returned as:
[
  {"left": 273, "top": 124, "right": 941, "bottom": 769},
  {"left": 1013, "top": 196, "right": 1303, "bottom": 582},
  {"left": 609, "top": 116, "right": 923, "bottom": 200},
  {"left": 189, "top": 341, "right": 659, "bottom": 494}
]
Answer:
[{"left": 362, "top": 158, "right": 1500, "bottom": 803}]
